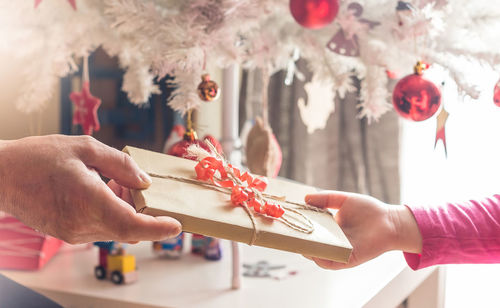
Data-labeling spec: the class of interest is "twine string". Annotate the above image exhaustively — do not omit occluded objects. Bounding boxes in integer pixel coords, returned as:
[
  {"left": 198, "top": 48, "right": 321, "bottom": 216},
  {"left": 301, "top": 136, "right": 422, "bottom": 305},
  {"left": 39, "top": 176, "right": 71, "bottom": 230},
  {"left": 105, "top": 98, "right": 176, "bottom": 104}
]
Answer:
[
  {"left": 147, "top": 172, "right": 324, "bottom": 246},
  {"left": 82, "top": 56, "right": 89, "bottom": 83},
  {"left": 143, "top": 141, "right": 330, "bottom": 246},
  {"left": 261, "top": 67, "right": 270, "bottom": 125}
]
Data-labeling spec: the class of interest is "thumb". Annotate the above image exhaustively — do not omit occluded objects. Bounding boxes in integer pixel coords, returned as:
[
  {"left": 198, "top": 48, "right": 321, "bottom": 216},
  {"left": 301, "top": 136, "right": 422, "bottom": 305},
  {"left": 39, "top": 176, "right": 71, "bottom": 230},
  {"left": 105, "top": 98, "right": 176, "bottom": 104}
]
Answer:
[
  {"left": 311, "top": 257, "right": 350, "bottom": 270},
  {"left": 78, "top": 137, "right": 152, "bottom": 189},
  {"left": 305, "top": 190, "right": 352, "bottom": 210},
  {"left": 91, "top": 179, "right": 182, "bottom": 243}
]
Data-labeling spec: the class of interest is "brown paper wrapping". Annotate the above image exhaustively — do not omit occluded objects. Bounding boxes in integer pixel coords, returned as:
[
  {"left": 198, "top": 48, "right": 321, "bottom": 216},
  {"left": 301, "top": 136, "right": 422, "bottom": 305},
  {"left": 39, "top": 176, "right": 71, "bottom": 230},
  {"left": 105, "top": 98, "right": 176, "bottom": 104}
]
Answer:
[{"left": 124, "top": 146, "right": 352, "bottom": 263}]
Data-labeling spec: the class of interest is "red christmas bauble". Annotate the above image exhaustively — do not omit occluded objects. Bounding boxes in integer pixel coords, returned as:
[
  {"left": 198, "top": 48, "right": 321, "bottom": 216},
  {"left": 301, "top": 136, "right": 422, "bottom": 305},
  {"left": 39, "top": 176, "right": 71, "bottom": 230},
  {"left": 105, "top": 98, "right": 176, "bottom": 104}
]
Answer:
[
  {"left": 392, "top": 74, "right": 441, "bottom": 121},
  {"left": 494, "top": 80, "right": 500, "bottom": 107},
  {"left": 289, "top": 0, "right": 339, "bottom": 29},
  {"left": 167, "top": 134, "right": 223, "bottom": 161}
]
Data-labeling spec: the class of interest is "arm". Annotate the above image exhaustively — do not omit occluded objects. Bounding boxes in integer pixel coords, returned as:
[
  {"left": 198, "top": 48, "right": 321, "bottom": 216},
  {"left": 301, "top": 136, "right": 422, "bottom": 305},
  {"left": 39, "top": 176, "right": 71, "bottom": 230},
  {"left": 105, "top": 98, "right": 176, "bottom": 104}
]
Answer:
[
  {"left": 0, "top": 135, "right": 181, "bottom": 244},
  {"left": 404, "top": 195, "right": 500, "bottom": 269},
  {"left": 305, "top": 191, "right": 500, "bottom": 270}
]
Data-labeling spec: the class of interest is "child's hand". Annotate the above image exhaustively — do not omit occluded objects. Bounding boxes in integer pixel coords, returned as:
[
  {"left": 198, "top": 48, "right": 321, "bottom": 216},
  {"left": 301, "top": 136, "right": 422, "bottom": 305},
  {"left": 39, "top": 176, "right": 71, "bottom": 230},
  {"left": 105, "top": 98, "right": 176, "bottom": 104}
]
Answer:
[
  {"left": 304, "top": 191, "right": 422, "bottom": 270},
  {"left": 0, "top": 135, "right": 182, "bottom": 244}
]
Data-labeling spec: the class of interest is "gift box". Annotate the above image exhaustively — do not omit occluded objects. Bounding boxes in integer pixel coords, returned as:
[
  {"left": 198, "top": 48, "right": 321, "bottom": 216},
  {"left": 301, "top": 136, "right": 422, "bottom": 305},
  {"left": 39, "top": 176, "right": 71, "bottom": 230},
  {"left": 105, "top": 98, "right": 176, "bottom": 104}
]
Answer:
[
  {"left": 124, "top": 146, "right": 352, "bottom": 263},
  {"left": 0, "top": 214, "right": 63, "bottom": 270}
]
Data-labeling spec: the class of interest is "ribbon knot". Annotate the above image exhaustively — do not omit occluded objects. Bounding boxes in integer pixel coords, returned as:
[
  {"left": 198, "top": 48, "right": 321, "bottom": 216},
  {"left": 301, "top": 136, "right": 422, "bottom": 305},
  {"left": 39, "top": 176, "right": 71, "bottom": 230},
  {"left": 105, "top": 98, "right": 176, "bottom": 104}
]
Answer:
[{"left": 195, "top": 157, "right": 283, "bottom": 218}]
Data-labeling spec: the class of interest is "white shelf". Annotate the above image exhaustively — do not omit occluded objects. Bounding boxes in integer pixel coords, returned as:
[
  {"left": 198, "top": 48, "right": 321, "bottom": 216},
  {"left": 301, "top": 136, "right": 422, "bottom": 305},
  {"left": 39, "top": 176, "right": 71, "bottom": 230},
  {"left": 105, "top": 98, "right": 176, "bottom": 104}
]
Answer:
[{"left": 1, "top": 241, "right": 437, "bottom": 308}]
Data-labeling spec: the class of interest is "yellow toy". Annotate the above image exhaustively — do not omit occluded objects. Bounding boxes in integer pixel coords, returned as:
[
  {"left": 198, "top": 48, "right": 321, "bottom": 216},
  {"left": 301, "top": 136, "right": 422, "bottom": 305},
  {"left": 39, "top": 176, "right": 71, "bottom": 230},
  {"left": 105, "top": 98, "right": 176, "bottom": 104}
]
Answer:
[{"left": 94, "top": 242, "right": 138, "bottom": 285}]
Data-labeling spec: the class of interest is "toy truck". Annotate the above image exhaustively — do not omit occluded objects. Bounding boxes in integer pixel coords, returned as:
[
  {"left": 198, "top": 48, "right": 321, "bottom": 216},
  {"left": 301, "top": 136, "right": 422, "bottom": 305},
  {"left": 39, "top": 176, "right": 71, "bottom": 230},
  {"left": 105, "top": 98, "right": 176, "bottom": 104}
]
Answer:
[
  {"left": 152, "top": 233, "right": 184, "bottom": 258},
  {"left": 94, "top": 242, "right": 138, "bottom": 285}
]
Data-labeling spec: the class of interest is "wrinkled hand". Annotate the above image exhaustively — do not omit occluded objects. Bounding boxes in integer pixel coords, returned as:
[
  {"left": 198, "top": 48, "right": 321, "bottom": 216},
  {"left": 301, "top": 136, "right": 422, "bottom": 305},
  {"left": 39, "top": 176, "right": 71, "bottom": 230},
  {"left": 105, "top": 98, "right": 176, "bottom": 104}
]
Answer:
[
  {"left": 0, "top": 135, "right": 181, "bottom": 244},
  {"left": 304, "top": 191, "right": 422, "bottom": 270}
]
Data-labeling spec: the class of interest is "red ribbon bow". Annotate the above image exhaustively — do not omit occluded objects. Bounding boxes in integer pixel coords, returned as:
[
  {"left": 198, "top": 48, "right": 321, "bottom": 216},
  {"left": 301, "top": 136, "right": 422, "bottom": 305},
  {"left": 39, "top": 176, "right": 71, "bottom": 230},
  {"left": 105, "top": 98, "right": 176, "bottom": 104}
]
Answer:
[{"left": 194, "top": 157, "right": 284, "bottom": 218}]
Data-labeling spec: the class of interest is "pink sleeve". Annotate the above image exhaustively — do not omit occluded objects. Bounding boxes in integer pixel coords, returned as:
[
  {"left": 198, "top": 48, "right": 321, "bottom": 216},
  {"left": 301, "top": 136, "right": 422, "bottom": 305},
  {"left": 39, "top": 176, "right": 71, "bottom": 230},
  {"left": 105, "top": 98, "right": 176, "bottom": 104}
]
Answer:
[{"left": 404, "top": 195, "right": 500, "bottom": 270}]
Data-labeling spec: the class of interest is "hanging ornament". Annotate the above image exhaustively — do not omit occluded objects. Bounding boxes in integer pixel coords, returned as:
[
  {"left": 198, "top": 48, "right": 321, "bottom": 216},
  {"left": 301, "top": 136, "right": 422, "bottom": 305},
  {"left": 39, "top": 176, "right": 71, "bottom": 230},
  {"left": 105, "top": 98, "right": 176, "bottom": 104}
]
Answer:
[
  {"left": 245, "top": 70, "right": 282, "bottom": 178},
  {"left": 493, "top": 79, "right": 500, "bottom": 107},
  {"left": 392, "top": 61, "right": 441, "bottom": 121},
  {"left": 167, "top": 117, "right": 223, "bottom": 160},
  {"left": 297, "top": 77, "right": 335, "bottom": 134},
  {"left": 246, "top": 117, "right": 283, "bottom": 178},
  {"left": 434, "top": 108, "right": 449, "bottom": 157},
  {"left": 326, "top": 2, "right": 380, "bottom": 57},
  {"left": 289, "top": 0, "right": 339, "bottom": 29},
  {"left": 69, "top": 57, "right": 101, "bottom": 135},
  {"left": 166, "top": 110, "right": 223, "bottom": 166},
  {"left": 197, "top": 74, "right": 220, "bottom": 102},
  {"left": 34, "top": 0, "right": 77, "bottom": 10}
]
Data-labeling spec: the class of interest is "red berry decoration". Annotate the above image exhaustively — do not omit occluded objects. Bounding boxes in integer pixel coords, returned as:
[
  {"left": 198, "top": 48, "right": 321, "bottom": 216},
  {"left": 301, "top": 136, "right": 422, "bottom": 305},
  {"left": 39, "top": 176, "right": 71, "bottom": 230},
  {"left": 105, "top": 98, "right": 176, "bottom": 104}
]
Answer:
[
  {"left": 289, "top": 0, "right": 339, "bottom": 29},
  {"left": 392, "top": 61, "right": 441, "bottom": 122},
  {"left": 494, "top": 80, "right": 500, "bottom": 107}
]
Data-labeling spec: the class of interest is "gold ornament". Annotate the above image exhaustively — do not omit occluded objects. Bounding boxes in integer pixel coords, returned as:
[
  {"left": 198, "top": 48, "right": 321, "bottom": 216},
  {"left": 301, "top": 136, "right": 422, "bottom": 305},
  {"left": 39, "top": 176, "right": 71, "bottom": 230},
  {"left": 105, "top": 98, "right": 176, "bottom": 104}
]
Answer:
[{"left": 197, "top": 74, "right": 219, "bottom": 102}]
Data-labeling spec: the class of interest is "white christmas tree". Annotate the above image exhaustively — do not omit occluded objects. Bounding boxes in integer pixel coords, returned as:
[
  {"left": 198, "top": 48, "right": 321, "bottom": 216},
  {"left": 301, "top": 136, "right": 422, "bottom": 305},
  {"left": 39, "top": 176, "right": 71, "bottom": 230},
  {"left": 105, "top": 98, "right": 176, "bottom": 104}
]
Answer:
[{"left": 1, "top": 0, "right": 499, "bottom": 124}]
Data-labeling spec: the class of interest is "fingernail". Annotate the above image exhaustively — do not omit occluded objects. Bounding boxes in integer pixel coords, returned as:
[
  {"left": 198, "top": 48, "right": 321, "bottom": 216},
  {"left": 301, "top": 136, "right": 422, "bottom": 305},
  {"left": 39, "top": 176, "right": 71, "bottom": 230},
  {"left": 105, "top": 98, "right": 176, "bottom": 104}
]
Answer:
[
  {"left": 169, "top": 222, "right": 182, "bottom": 238},
  {"left": 139, "top": 170, "right": 152, "bottom": 185},
  {"left": 157, "top": 217, "right": 182, "bottom": 239},
  {"left": 170, "top": 227, "right": 182, "bottom": 238}
]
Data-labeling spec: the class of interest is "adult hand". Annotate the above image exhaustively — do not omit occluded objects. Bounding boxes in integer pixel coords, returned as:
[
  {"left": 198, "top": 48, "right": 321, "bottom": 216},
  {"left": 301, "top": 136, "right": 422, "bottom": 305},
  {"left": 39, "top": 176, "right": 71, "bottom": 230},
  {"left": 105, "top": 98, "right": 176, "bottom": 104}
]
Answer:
[
  {"left": 0, "top": 135, "right": 181, "bottom": 244},
  {"left": 304, "top": 191, "right": 422, "bottom": 270}
]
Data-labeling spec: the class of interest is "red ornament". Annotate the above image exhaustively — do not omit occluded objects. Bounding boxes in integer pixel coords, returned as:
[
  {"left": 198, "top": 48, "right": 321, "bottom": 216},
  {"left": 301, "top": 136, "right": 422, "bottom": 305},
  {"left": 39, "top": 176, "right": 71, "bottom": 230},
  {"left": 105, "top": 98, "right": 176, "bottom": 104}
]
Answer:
[
  {"left": 434, "top": 108, "right": 449, "bottom": 157},
  {"left": 167, "top": 129, "right": 223, "bottom": 161},
  {"left": 392, "top": 62, "right": 441, "bottom": 121},
  {"left": 70, "top": 81, "right": 101, "bottom": 135},
  {"left": 289, "top": 0, "right": 339, "bottom": 29},
  {"left": 494, "top": 80, "right": 500, "bottom": 107}
]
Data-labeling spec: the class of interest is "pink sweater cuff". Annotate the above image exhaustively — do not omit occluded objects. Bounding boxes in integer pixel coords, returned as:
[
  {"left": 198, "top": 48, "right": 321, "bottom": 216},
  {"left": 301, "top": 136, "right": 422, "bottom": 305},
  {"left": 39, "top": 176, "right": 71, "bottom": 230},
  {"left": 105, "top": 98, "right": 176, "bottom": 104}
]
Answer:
[{"left": 403, "top": 195, "right": 500, "bottom": 270}]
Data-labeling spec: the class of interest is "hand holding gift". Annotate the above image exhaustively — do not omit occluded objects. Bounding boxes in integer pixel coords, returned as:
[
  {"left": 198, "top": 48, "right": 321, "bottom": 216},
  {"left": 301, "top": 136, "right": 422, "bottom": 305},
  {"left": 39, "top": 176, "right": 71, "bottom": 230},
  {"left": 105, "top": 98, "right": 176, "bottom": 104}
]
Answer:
[
  {"left": 0, "top": 135, "right": 181, "bottom": 244},
  {"left": 304, "top": 191, "right": 422, "bottom": 270}
]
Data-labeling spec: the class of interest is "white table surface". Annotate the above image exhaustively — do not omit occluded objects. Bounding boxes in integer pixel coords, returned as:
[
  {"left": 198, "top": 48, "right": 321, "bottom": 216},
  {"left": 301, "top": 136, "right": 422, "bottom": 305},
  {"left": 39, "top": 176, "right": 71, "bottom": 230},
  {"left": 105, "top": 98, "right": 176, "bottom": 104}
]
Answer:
[{"left": 1, "top": 240, "right": 437, "bottom": 308}]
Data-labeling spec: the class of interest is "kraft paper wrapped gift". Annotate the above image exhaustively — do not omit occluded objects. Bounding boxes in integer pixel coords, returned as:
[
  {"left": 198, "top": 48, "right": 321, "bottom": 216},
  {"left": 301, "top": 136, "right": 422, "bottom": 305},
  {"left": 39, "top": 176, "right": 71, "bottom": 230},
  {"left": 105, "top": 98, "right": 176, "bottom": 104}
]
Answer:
[{"left": 124, "top": 146, "right": 352, "bottom": 263}]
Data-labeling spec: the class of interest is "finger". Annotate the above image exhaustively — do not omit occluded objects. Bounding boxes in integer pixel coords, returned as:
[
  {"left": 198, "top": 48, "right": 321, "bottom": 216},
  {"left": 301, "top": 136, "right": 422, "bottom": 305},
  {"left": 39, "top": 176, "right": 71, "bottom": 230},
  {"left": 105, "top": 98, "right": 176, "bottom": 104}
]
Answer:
[
  {"left": 107, "top": 179, "right": 123, "bottom": 196},
  {"left": 89, "top": 180, "right": 182, "bottom": 242},
  {"left": 107, "top": 180, "right": 134, "bottom": 206},
  {"left": 77, "top": 136, "right": 152, "bottom": 189},
  {"left": 311, "top": 257, "right": 349, "bottom": 270},
  {"left": 114, "top": 211, "right": 183, "bottom": 242},
  {"left": 305, "top": 191, "right": 352, "bottom": 210},
  {"left": 102, "top": 192, "right": 182, "bottom": 242}
]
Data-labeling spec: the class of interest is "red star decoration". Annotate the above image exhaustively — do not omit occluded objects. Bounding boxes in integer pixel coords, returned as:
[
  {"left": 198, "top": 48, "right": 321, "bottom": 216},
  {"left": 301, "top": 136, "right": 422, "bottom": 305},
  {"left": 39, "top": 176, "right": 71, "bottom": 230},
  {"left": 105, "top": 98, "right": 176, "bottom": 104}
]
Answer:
[
  {"left": 70, "top": 81, "right": 101, "bottom": 135},
  {"left": 434, "top": 108, "right": 449, "bottom": 157},
  {"left": 34, "top": 0, "right": 77, "bottom": 10}
]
